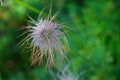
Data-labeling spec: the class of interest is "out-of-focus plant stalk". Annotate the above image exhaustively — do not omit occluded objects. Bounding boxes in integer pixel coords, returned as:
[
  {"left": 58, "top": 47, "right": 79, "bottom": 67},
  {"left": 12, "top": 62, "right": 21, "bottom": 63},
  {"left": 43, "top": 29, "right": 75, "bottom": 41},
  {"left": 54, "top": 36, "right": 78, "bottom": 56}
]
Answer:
[{"left": 14, "top": 0, "right": 47, "bottom": 17}]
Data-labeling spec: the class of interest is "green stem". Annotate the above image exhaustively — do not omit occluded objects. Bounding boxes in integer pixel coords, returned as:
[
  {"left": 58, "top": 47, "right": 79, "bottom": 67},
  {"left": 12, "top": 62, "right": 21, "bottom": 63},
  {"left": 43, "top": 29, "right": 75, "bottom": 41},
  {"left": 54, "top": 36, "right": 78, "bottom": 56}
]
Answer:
[{"left": 14, "top": 0, "right": 40, "bottom": 14}]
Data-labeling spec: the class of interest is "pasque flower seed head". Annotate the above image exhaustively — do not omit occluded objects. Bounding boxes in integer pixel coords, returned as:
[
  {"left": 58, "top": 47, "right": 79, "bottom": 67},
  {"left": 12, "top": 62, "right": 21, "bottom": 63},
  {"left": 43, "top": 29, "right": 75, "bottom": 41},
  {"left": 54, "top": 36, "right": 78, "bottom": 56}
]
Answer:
[
  {"left": 50, "top": 64, "right": 80, "bottom": 80},
  {"left": 18, "top": 8, "right": 69, "bottom": 68}
]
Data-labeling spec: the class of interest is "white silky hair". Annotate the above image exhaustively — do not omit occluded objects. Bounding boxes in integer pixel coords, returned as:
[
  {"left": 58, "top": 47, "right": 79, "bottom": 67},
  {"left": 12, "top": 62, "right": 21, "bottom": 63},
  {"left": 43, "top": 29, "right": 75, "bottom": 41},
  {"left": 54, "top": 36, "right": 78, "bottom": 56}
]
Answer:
[
  {"left": 50, "top": 64, "right": 79, "bottom": 80},
  {"left": 18, "top": 5, "right": 69, "bottom": 67},
  {"left": 28, "top": 17, "right": 69, "bottom": 67}
]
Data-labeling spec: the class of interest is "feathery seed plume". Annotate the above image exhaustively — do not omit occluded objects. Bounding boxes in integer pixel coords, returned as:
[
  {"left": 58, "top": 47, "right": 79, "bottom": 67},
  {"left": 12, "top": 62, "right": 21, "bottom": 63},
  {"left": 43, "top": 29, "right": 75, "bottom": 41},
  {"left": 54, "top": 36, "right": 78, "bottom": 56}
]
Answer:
[{"left": 18, "top": 7, "right": 69, "bottom": 67}]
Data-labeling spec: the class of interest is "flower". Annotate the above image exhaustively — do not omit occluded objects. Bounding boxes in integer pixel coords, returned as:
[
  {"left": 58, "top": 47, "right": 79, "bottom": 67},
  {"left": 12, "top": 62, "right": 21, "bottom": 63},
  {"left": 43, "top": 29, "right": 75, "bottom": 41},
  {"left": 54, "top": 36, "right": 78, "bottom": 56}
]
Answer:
[
  {"left": 50, "top": 64, "right": 79, "bottom": 80},
  {"left": 55, "top": 70, "right": 78, "bottom": 80},
  {"left": 50, "top": 64, "right": 91, "bottom": 80},
  {"left": 18, "top": 8, "right": 69, "bottom": 67}
]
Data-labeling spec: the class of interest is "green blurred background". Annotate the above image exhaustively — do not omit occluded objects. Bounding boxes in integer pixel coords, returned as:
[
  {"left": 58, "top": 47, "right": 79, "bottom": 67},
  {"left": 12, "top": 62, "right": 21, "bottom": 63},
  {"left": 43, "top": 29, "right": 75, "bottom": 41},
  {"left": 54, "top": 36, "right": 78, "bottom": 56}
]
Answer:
[{"left": 0, "top": 0, "right": 120, "bottom": 80}]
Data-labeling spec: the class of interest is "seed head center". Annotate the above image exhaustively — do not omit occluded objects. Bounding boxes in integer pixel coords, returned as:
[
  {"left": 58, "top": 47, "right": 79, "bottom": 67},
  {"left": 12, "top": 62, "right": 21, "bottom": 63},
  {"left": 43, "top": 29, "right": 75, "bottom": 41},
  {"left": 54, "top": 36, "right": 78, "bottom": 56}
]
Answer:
[{"left": 41, "top": 29, "right": 53, "bottom": 38}]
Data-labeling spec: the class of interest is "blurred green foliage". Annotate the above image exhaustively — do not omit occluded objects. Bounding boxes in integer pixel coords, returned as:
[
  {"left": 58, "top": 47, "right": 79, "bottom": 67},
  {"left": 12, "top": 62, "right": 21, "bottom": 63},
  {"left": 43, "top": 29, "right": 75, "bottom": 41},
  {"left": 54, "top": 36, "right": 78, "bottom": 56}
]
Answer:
[{"left": 0, "top": 0, "right": 120, "bottom": 80}]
